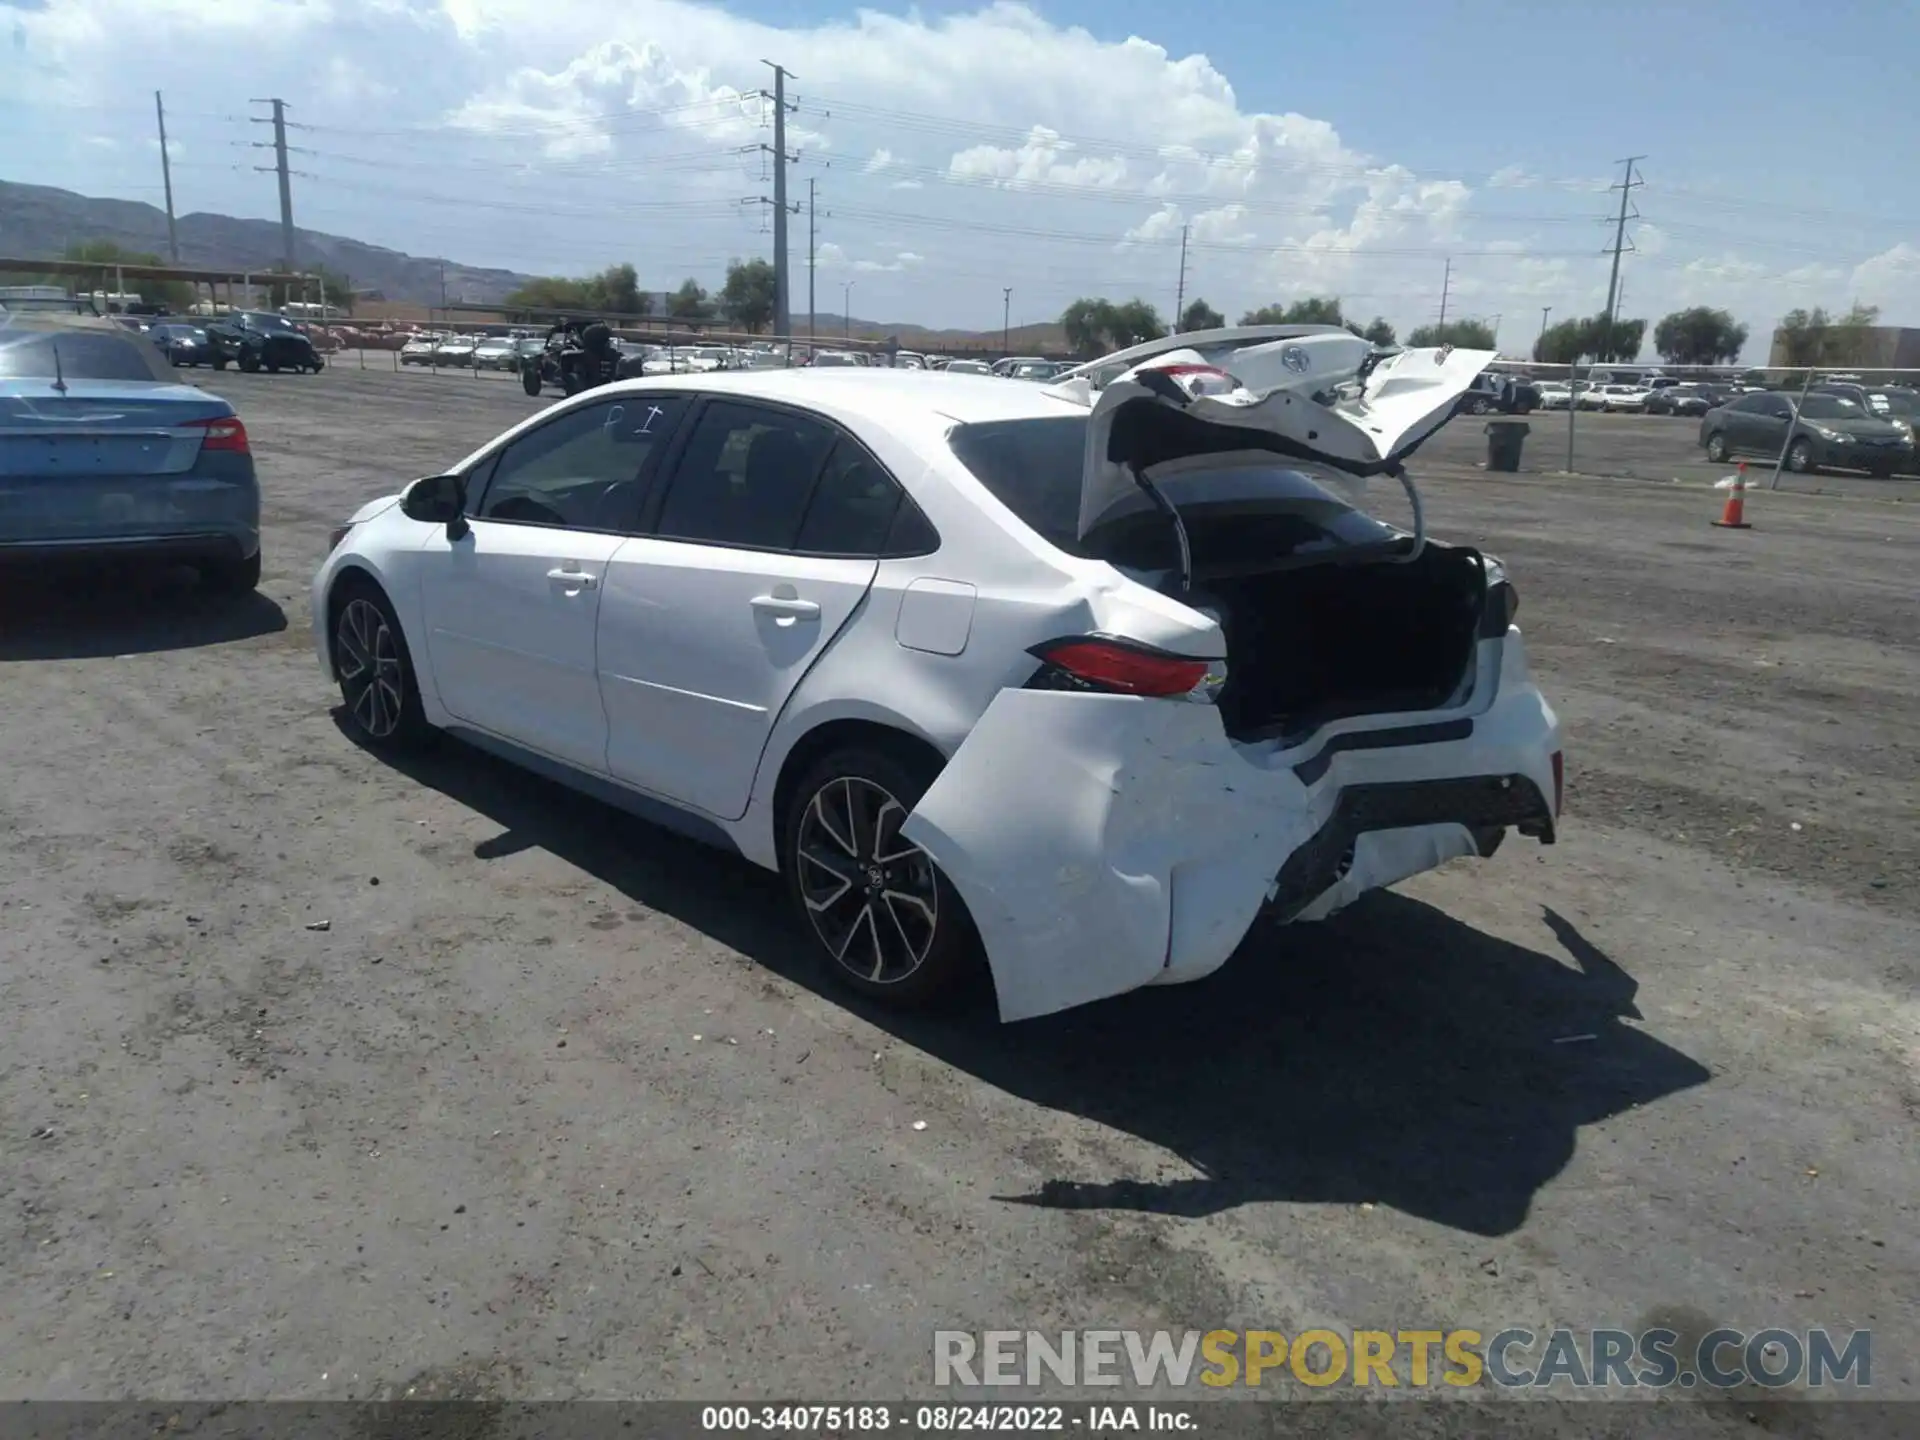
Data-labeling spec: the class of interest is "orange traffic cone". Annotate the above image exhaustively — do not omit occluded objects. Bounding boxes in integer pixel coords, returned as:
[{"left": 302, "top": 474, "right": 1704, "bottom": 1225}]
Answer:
[{"left": 1713, "top": 462, "right": 1752, "bottom": 529}]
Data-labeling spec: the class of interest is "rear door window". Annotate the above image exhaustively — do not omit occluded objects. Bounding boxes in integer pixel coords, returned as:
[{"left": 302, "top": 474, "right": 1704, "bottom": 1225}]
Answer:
[{"left": 652, "top": 400, "right": 836, "bottom": 549}]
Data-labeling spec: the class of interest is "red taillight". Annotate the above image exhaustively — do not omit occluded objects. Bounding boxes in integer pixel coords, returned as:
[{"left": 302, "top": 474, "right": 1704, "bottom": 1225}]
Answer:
[
  {"left": 189, "top": 415, "right": 251, "bottom": 454},
  {"left": 1030, "top": 637, "right": 1212, "bottom": 698},
  {"left": 1551, "top": 750, "right": 1564, "bottom": 816}
]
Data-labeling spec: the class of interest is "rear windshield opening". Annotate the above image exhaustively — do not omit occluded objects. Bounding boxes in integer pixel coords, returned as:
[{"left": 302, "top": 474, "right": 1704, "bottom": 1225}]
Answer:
[{"left": 945, "top": 414, "right": 1396, "bottom": 565}]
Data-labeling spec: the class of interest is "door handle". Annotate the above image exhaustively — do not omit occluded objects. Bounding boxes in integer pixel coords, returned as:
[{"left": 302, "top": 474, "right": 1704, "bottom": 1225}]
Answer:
[
  {"left": 547, "top": 567, "right": 599, "bottom": 590},
  {"left": 750, "top": 594, "right": 821, "bottom": 620}
]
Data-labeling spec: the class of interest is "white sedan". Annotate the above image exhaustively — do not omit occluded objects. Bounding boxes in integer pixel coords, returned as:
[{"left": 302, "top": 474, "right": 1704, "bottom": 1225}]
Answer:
[{"left": 313, "top": 326, "right": 1563, "bottom": 1022}]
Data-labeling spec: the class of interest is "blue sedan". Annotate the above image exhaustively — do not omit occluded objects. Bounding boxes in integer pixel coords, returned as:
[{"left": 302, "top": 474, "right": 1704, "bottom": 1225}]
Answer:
[{"left": 0, "top": 313, "right": 262, "bottom": 591}]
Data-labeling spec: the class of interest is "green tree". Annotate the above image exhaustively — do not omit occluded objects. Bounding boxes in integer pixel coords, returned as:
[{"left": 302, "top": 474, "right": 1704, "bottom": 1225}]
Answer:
[
  {"left": 1529, "top": 312, "right": 1644, "bottom": 364},
  {"left": 1652, "top": 307, "right": 1748, "bottom": 366},
  {"left": 1823, "top": 302, "right": 1881, "bottom": 366},
  {"left": 589, "top": 262, "right": 646, "bottom": 315},
  {"left": 718, "top": 258, "right": 777, "bottom": 334},
  {"left": 1534, "top": 317, "right": 1587, "bottom": 365},
  {"left": 1240, "top": 296, "right": 1345, "bottom": 326},
  {"left": 1361, "top": 316, "right": 1397, "bottom": 347},
  {"left": 1407, "top": 319, "right": 1498, "bottom": 350},
  {"left": 1178, "top": 298, "right": 1225, "bottom": 332},
  {"left": 1061, "top": 297, "right": 1119, "bottom": 357},
  {"left": 1106, "top": 298, "right": 1166, "bottom": 347},
  {"left": 505, "top": 275, "right": 594, "bottom": 312},
  {"left": 667, "top": 277, "right": 713, "bottom": 321}
]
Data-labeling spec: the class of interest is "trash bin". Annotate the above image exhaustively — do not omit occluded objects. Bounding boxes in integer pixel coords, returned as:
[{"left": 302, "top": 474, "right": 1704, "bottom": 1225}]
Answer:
[{"left": 1485, "top": 418, "right": 1530, "bottom": 473}]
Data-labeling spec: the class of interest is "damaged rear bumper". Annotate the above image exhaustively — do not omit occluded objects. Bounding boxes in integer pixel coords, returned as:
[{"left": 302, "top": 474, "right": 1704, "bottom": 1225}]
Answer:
[{"left": 899, "top": 631, "right": 1560, "bottom": 1023}]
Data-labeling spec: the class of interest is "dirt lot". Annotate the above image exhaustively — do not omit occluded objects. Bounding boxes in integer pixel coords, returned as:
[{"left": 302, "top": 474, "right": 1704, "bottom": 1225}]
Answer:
[{"left": 2, "top": 366, "right": 1916, "bottom": 1423}]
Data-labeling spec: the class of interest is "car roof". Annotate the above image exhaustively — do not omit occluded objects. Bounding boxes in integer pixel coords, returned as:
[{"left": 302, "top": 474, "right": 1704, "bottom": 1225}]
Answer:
[{"left": 604, "top": 365, "right": 1086, "bottom": 426}]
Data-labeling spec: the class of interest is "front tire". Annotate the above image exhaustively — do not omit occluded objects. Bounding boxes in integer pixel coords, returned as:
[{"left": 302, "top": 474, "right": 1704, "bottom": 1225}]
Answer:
[
  {"left": 1787, "top": 438, "right": 1816, "bottom": 473},
  {"left": 1468, "top": 396, "right": 1492, "bottom": 416},
  {"left": 1704, "top": 431, "right": 1730, "bottom": 463},
  {"left": 330, "top": 580, "right": 432, "bottom": 751},
  {"left": 783, "top": 745, "right": 978, "bottom": 1008},
  {"left": 239, "top": 351, "right": 261, "bottom": 373},
  {"left": 521, "top": 367, "right": 543, "bottom": 397}
]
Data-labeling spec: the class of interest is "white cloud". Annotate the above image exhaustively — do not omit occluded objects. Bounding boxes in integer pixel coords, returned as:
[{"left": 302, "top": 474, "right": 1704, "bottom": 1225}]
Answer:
[
  {"left": 1488, "top": 165, "right": 1539, "bottom": 190},
  {"left": 1633, "top": 222, "right": 1667, "bottom": 257},
  {"left": 1850, "top": 243, "right": 1920, "bottom": 320},
  {"left": 890, "top": 179, "right": 923, "bottom": 190},
  {"left": 863, "top": 148, "right": 895, "bottom": 174},
  {"left": 948, "top": 126, "right": 1129, "bottom": 190}
]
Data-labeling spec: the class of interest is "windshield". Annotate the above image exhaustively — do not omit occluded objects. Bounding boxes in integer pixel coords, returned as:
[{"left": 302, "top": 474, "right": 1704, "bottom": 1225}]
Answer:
[
  {"left": 240, "top": 311, "right": 294, "bottom": 332},
  {"left": 947, "top": 415, "right": 1394, "bottom": 558},
  {"left": 0, "top": 329, "right": 169, "bottom": 381},
  {"left": 1798, "top": 395, "right": 1864, "bottom": 420}
]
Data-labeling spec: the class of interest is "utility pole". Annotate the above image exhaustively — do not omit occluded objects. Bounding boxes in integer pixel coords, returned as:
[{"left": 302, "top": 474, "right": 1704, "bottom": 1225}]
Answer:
[
  {"left": 1490, "top": 313, "right": 1502, "bottom": 350},
  {"left": 1538, "top": 306, "right": 1552, "bottom": 350},
  {"left": 762, "top": 62, "right": 799, "bottom": 339},
  {"left": 843, "top": 280, "right": 853, "bottom": 341},
  {"left": 154, "top": 91, "right": 180, "bottom": 264},
  {"left": 1436, "top": 257, "right": 1451, "bottom": 338},
  {"left": 439, "top": 261, "right": 448, "bottom": 312},
  {"left": 1600, "top": 155, "right": 1645, "bottom": 364},
  {"left": 807, "top": 178, "right": 817, "bottom": 343},
  {"left": 250, "top": 98, "right": 296, "bottom": 272},
  {"left": 1174, "top": 224, "right": 1189, "bottom": 327},
  {"left": 1002, "top": 287, "right": 1012, "bottom": 354}
]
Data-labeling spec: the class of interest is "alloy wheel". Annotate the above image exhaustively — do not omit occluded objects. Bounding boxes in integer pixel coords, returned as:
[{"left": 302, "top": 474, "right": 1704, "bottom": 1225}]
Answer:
[
  {"left": 795, "top": 775, "right": 940, "bottom": 984},
  {"left": 335, "top": 598, "right": 405, "bottom": 739}
]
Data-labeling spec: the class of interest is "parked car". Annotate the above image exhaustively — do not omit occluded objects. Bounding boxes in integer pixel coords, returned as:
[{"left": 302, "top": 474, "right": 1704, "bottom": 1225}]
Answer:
[
  {"left": 400, "top": 335, "right": 439, "bottom": 366},
  {"left": 1812, "top": 382, "right": 1919, "bottom": 473},
  {"left": 944, "top": 359, "right": 994, "bottom": 376},
  {"left": 991, "top": 355, "right": 1050, "bottom": 377},
  {"left": 1700, "top": 390, "right": 1914, "bottom": 477},
  {"left": 1598, "top": 383, "right": 1651, "bottom": 413},
  {"left": 472, "top": 336, "right": 519, "bottom": 371},
  {"left": 1459, "top": 371, "right": 1538, "bottom": 416},
  {"left": 1535, "top": 382, "right": 1572, "bottom": 410},
  {"left": 433, "top": 335, "right": 479, "bottom": 367},
  {"left": 313, "top": 326, "right": 1560, "bottom": 1021},
  {"left": 807, "top": 350, "right": 864, "bottom": 368},
  {"left": 1645, "top": 383, "right": 1722, "bottom": 417},
  {"left": 0, "top": 313, "right": 261, "bottom": 591},
  {"left": 1574, "top": 381, "right": 1608, "bottom": 411},
  {"left": 204, "top": 310, "right": 324, "bottom": 374},
  {"left": 148, "top": 322, "right": 218, "bottom": 369},
  {"left": 1007, "top": 359, "right": 1062, "bottom": 382}
]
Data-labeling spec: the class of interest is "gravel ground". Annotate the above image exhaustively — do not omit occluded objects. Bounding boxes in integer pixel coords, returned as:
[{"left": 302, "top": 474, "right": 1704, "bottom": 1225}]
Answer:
[{"left": 1, "top": 367, "right": 1915, "bottom": 1427}]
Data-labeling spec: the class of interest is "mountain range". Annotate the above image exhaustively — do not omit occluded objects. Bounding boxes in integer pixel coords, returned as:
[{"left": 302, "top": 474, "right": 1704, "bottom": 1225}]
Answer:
[
  {"left": 0, "top": 179, "right": 1063, "bottom": 348},
  {"left": 0, "top": 178, "right": 540, "bottom": 306}
]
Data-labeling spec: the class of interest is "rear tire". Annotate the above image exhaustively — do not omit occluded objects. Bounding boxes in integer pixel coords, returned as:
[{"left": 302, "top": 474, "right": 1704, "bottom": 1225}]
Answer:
[
  {"left": 521, "top": 367, "right": 543, "bottom": 397},
  {"left": 1704, "top": 432, "right": 1730, "bottom": 463},
  {"left": 212, "top": 357, "right": 227, "bottom": 370},
  {"left": 330, "top": 578, "right": 433, "bottom": 752},
  {"left": 201, "top": 549, "right": 261, "bottom": 595},
  {"left": 239, "top": 352, "right": 260, "bottom": 374},
  {"left": 782, "top": 744, "right": 979, "bottom": 1009}
]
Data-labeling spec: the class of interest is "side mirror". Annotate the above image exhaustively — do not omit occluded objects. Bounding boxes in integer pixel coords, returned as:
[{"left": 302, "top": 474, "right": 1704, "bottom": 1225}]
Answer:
[{"left": 400, "top": 472, "right": 469, "bottom": 540}]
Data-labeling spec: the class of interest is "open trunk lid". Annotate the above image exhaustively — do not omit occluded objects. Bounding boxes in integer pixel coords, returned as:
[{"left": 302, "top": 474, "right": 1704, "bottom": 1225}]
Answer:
[{"left": 1046, "top": 327, "right": 1495, "bottom": 540}]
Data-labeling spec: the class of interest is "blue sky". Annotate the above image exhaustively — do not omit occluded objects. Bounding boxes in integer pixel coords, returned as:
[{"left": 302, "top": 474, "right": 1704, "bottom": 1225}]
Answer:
[{"left": 3, "top": 0, "right": 1915, "bottom": 358}]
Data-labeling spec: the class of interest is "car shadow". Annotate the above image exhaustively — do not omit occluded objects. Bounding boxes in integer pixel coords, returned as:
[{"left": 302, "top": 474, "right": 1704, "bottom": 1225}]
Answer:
[
  {"left": 0, "top": 570, "right": 287, "bottom": 660},
  {"left": 348, "top": 722, "right": 1712, "bottom": 1238}
]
